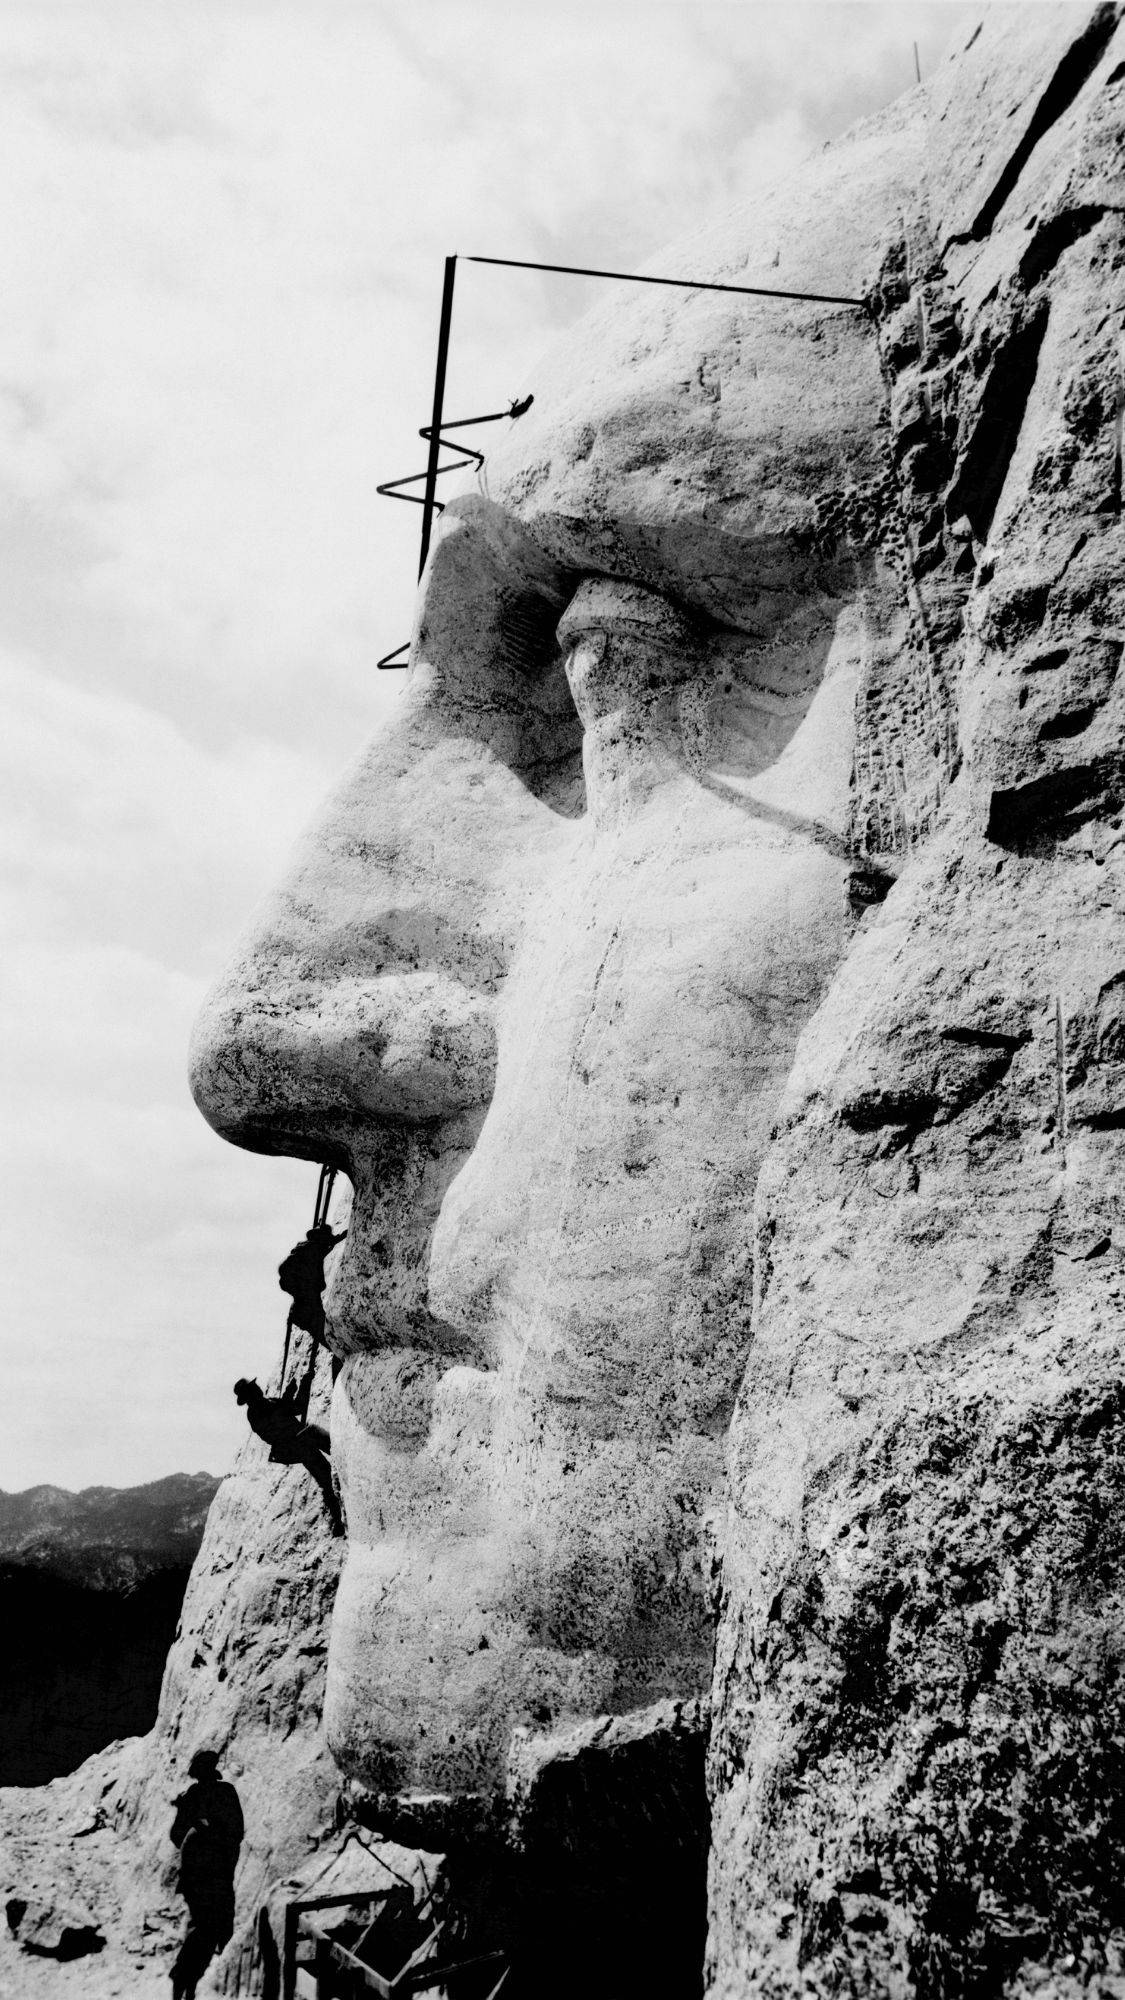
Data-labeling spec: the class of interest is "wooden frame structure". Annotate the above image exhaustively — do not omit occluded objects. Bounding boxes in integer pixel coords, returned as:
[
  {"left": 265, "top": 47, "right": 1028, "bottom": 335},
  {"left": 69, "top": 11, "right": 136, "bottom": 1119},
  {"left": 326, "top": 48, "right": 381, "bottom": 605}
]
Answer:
[{"left": 282, "top": 1888, "right": 508, "bottom": 2000}]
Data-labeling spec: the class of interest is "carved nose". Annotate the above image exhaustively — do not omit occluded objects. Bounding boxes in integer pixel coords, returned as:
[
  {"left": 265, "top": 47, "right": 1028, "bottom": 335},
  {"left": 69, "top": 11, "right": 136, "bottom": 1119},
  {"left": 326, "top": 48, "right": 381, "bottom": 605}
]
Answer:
[
  {"left": 189, "top": 495, "right": 579, "bottom": 1169},
  {"left": 190, "top": 966, "right": 498, "bottom": 1162}
]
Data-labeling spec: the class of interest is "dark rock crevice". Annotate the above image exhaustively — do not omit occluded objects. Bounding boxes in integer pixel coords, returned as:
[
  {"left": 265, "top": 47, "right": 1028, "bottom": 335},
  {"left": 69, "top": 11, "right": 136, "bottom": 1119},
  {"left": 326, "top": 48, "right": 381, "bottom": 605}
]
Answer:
[
  {"left": 1018, "top": 202, "right": 1124, "bottom": 289},
  {"left": 957, "top": 3, "right": 1121, "bottom": 246},
  {"left": 946, "top": 304, "right": 1049, "bottom": 545}
]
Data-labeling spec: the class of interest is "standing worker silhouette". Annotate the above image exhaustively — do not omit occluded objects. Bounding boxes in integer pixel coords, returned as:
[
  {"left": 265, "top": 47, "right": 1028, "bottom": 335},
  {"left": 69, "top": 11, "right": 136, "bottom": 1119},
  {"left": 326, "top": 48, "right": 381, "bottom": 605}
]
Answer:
[{"left": 169, "top": 1750, "right": 243, "bottom": 2000}]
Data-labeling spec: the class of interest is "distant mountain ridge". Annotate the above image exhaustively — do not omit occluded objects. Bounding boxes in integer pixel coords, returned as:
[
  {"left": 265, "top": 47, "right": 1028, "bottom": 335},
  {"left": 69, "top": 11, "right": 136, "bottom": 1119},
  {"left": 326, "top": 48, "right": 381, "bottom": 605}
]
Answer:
[
  {"left": 0, "top": 1473, "right": 221, "bottom": 1785},
  {"left": 0, "top": 1473, "right": 219, "bottom": 1588}
]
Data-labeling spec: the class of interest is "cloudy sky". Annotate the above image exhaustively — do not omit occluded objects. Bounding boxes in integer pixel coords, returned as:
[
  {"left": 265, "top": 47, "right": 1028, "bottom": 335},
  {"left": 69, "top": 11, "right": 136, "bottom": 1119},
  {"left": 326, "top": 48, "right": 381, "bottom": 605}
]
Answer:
[{"left": 1, "top": 0, "right": 980, "bottom": 1492}]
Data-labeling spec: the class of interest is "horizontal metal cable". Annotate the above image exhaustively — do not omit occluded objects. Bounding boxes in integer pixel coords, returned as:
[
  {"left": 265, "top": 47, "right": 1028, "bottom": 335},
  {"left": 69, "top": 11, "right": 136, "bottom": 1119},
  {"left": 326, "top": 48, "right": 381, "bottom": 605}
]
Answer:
[{"left": 468, "top": 253, "right": 867, "bottom": 309}]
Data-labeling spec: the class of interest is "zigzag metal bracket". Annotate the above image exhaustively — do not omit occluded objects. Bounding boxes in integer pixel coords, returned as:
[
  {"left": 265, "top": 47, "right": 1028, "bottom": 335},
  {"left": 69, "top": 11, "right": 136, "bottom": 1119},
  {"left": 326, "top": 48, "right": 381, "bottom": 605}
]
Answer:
[{"left": 376, "top": 394, "right": 534, "bottom": 670}]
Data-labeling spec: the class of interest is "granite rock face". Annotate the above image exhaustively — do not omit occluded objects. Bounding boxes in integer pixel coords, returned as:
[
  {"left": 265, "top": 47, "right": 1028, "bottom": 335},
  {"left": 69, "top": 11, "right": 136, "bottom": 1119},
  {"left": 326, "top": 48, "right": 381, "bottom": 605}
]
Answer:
[
  {"left": 188, "top": 3, "right": 911, "bottom": 1814},
  {"left": 708, "top": 7, "right": 1125, "bottom": 1995},
  {"left": 118, "top": 1348, "right": 345, "bottom": 1962},
  {"left": 0, "top": 1340, "right": 346, "bottom": 1995},
  {"left": 5, "top": 1895, "right": 105, "bottom": 1961}
]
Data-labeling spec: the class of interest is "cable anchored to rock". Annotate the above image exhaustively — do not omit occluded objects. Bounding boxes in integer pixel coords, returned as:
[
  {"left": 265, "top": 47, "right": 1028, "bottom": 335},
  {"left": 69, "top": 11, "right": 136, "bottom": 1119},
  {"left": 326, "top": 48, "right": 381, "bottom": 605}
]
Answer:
[
  {"left": 376, "top": 250, "right": 867, "bottom": 668},
  {"left": 468, "top": 252, "right": 867, "bottom": 309}
]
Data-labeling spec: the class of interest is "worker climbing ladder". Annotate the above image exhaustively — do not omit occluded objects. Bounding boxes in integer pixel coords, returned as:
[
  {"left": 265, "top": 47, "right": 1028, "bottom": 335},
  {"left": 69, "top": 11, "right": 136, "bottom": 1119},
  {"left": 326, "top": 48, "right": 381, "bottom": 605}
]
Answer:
[
  {"left": 278, "top": 1164, "right": 345, "bottom": 1400},
  {"left": 232, "top": 1165, "right": 348, "bottom": 1533}
]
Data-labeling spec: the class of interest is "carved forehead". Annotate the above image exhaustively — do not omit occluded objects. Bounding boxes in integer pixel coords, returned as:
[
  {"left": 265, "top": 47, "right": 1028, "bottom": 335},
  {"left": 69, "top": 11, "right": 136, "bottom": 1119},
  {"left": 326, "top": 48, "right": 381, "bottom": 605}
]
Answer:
[{"left": 479, "top": 108, "right": 920, "bottom": 629}]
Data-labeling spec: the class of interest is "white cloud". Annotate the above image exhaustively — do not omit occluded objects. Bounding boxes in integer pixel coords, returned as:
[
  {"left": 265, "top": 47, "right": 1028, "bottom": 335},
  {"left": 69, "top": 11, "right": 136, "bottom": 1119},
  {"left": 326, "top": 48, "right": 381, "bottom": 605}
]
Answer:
[{"left": 0, "top": 648, "right": 328, "bottom": 962}]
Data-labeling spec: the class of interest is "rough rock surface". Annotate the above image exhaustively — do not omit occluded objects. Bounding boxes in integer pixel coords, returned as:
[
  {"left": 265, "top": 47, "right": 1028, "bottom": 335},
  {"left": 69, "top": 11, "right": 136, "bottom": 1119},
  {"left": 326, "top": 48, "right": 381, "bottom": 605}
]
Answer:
[
  {"left": 6, "top": 1893, "right": 105, "bottom": 1960},
  {"left": 708, "top": 7, "right": 1125, "bottom": 1995},
  {"left": 0, "top": 1339, "right": 346, "bottom": 1996}
]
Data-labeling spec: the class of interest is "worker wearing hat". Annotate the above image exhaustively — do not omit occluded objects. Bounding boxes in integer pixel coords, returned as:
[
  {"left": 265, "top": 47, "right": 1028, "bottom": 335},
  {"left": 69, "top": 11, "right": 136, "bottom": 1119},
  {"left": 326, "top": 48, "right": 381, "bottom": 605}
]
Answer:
[{"left": 169, "top": 1749, "right": 243, "bottom": 2000}]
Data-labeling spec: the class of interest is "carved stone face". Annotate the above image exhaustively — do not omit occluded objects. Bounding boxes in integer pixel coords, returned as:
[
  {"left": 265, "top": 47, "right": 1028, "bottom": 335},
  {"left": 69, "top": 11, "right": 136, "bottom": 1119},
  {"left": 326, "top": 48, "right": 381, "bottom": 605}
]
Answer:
[{"left": 190, "top": 125, "right": 912, "bottom": 1803}]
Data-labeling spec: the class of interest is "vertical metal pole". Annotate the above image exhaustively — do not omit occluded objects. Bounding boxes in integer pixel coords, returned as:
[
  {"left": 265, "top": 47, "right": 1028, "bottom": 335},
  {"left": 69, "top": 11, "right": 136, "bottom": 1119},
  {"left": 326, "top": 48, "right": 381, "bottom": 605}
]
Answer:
[
  {"left": 282, "top": 1903, "right": 298, "bottom": 2000},
  {"left": 418, "top": 255, "right": 458, "bottom": 579},
  {"left": 913, "top": 40, "right": 921, "bottom": 84}
]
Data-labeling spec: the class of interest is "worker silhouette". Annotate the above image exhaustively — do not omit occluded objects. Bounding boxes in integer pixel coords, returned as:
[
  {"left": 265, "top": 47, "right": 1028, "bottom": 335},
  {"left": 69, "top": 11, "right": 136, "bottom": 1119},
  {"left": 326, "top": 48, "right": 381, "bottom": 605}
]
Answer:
[
  {"left": 169, "top": 1750, "right": 243, "bottom": 2000},
  {"left": 234, "top": 1377, "right": 344, "bottom": 1535},
  {"left": 277, "top": 1220, "right": 345, "bottom": 1345}
]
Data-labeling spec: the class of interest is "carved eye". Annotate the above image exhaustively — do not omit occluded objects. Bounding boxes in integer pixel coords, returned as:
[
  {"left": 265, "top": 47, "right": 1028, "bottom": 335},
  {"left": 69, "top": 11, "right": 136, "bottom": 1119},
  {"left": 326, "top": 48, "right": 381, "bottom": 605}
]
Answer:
[
  {"left": 555, "top": 579, "right": 699, "bottom": 725},
  {"left": 560, "top": 625, "right": 607, "bottom": 669},
  {"left": 556, "top": 578, "right": 696, "bottom": 659}
]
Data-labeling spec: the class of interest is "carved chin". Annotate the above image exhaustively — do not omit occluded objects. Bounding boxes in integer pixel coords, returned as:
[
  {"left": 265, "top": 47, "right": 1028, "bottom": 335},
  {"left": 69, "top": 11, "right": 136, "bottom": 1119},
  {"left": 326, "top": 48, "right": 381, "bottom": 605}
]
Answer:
[
  {"left": 321, "top": 1537, "right": 621, "bottom": 1797},
  {"left": 324, "top": 1357, "right": 724, "bottom": 1800}
]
